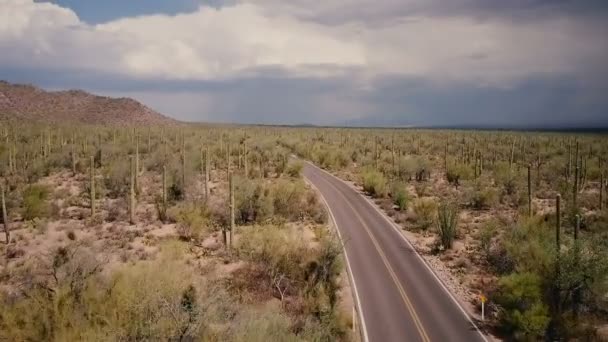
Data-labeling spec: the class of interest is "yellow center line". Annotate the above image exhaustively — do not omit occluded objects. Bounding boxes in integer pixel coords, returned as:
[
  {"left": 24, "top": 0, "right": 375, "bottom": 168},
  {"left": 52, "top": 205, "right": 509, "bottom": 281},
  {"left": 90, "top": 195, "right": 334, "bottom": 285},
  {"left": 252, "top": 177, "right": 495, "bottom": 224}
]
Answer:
[{"left": 315, "top": 173, "right": 431, "bottom": 342}]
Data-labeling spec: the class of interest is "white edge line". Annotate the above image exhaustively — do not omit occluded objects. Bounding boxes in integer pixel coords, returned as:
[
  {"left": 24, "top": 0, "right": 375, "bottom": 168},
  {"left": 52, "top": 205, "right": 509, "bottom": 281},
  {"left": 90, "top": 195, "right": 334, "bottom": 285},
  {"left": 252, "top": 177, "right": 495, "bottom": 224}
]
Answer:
[
  {"left": 304, "top": 175, "right": 370, "bottom": 342},
  {"left": 304, "top": 160, "right": 488, "bottom": 342}
]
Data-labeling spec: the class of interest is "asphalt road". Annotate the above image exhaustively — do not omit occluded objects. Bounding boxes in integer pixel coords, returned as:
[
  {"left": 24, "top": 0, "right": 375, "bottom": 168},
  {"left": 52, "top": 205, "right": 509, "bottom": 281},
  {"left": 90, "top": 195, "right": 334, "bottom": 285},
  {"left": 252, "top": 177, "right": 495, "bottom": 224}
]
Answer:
[{"left": 303, "top": 162, "right": 487, "bottom": 342}]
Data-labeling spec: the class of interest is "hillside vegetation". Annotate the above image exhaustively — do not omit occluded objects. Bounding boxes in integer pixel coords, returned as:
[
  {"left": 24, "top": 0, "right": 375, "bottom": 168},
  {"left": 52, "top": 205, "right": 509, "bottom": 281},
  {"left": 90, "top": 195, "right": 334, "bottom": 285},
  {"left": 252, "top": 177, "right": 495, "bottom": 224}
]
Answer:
[{"left": 0, "top": 81, "right": 175, "bottom": 125}]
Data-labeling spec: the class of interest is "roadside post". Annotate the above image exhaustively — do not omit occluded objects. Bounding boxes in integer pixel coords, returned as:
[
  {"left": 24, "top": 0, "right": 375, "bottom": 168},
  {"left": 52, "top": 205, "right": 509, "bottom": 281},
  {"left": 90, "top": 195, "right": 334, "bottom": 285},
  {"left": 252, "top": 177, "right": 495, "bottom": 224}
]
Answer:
[{"left": 480, "top": 294, "right": 487, "bottom": 321}]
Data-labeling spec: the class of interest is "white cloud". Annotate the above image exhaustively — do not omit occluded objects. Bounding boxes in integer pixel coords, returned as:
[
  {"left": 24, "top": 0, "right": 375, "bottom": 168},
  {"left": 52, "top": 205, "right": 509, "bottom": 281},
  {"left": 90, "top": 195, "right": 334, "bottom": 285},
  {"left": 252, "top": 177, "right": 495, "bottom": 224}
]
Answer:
[{"left": 0, "top": 0, "right": 606, "bottom": 87}]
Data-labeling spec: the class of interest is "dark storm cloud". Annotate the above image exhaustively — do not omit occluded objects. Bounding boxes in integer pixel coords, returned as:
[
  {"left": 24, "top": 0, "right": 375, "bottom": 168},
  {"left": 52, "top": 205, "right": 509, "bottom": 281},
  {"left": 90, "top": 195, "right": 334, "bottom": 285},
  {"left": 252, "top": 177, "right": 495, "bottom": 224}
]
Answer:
[
  {"left": 3, "top": 64, "right": 607, "bottom": 128},
  {"left": 4, "top": 0, "right": 608, "bottom": 128},
  {"left": 267, "top": 0, "right": 608, "bottom": 25}
]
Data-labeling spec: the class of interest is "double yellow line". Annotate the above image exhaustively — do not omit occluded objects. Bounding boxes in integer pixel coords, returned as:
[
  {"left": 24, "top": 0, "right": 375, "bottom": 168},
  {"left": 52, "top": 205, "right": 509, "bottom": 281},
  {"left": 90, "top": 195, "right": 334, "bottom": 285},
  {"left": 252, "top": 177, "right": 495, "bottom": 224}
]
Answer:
[{"left": 317, "top": 173, "right": 431, "bottom": 342}]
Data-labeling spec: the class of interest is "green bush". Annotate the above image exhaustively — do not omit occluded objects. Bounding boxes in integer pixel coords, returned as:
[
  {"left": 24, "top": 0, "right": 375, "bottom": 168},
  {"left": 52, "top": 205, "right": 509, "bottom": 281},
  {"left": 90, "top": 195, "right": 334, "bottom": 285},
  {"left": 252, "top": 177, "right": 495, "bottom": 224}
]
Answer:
[
  {"left": 446, "top": 163, "right": 473, "bottom": 186},
  {"left": 0, "top": 242, "right": 234, "bottom": 341},
  {"left": 391, "top": 182, "right": 409, "bottom": 211},
  {"left": 468, "top": 186, "right": 499, "bottom": 210},
  {"left": 397, "top": 157, "right": 417, "bottom": 181},
  {"left": 235, "top": 178, "right": 273, "bottom": 224},
  {"left": 22, "top": 184, "right": 51, "bottom": 220},
  {"left": 271, "top": 179, "right": 307, "bottom": 221},
  {"left": 412, "top": 198, "right": 437, "bottom": 232},
  {"left": 503, "top": 217, "right": 555, "bottom": 275},
  {"left": 436, "top": 202, "right": 459, "bottom": 249},
  {"left": 103, "top": 160, "right": 130, "bottom": 198},
  {"left": 494, "top": 272, "right": 550, "bottom": 339},
  {"left": 286, "top": 161, "right": 303, "bottom": 178},
  {"left": 168, "top": 203, "right": 210, "bottom": 240},
  {"left": 362, "top": 170, "right": 387, "bottom": 198}
]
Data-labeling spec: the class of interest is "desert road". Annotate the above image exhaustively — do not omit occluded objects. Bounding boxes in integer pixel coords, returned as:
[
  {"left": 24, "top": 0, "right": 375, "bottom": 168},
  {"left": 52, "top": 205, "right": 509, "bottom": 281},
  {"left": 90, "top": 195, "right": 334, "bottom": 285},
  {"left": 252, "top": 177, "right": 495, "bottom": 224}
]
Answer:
[{"left": 303, "top": 162, "right": 487, "bottom": 342}]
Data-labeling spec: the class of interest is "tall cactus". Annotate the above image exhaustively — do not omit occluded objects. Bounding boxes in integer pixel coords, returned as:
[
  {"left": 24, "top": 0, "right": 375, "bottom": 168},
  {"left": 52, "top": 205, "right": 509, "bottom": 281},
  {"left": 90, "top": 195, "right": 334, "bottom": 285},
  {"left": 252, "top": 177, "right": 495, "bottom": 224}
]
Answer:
[
  {"left": 227, "top": 142, "right": 232, "bottom": 176},
  {"left": 1, "top": 183, "right": 9, "bottom": 244},
  {"left": 90, "top": 156, "right": 95, "bottom": 216},
  {"left": 573, "top": 214, "right": 581, "bottom": 318},
  {"left": 71, "top": 142, "right": 76, "bottom": 175},
  {"left": 205, "top": 147, "right": 210, "bottom": 201},
  {"left": 7, "top": 138, "right": 13, "bottom": 173},
  {"left": 443, "top": 140, "right": 448, "bottom": 177},
  {"left": 129, "top": 155, "right": 136, "bottom": 225},
  {"left": 244, "top": 140, "right": 249, "bottom": 179},
  {"left": 181, "top": 138, "right": 186, "bottom": 198},
  {"left": 555, "top": 194, "right": 561, "bottom": 252},
  {"left": 374, "top": 136, "right": 378, "bottom": 170},
  {"left": 135, "top": 133, "right": 140, "bottom": 192},
  {"left": 573, "top": 158, "right": 579, "bottom": 209},
  {"left": 528, "top": 164, "right": 532, "bottom": 217},
  {"left": 229, "top": 171, "right": 235, "bottom": 249},
  {"left": 162, "top": 165, "right": 167, "bottom": 207},
  {"left": 600, "top": 169, "right": 604, "bottom": 211}
]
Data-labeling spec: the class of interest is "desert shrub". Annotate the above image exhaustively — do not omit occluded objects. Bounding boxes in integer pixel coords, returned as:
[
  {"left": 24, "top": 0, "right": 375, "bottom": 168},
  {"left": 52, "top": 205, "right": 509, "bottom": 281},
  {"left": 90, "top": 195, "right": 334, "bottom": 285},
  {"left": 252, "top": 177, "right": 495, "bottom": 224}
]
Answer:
[
  {"left": 103, "top": 160, "right": 130, "bottom": 198},
  {"left": 275, "top": 155, "right": 288, "bottom": 176},
  {"left": 494, "top": 161, "right": 520, "bottom": 196},
  {"left": 391, "top": 182, "right": 409, "bottom": 211},
  {"left": 25, "top": 158, "right": 49, "bottom": 183},
  {"left": 446, "top": 163, "right": 474, "bottom": 186},
  {"left": 468, "top": 184, "right": 499, "bottom": 210},
  {"left": 237, "top": 225, "right": 308, "bottom": 285},
  {"left": 0, "top": 242, "right": 236, "bottom": 341},
  {"left": 168, "top": 203, "right": 210, "bottom": 241},
  {"left": 478, "top": 220, "right": 498, "bottom": 257},
  {"left": 22, "top": 184, "right": 51, "bottom": 220},
  {"left": 271, "top": 179, "right": 307, "bottom": 221},
  {"left": 228, "top": 309, "right": 302, "bottom": 342},
  {"left": 436, "top": 202, "right": 459, "bottom": 249},
  {"left": 235, "top": 178, "right": 274, "bottom": 224},
  {"left": 303, "top": 190, "right": 328, "bottom": 224},
  {"left": 107, "top": 198, "right": 127, "bottom": 222},
  {"left": 414, "top": 157, "right": 431, "bottom": 181},
  {"left": 502, "top": 217, "right": 555, "bottom": 275},
  {"left": 286, "top": 161, "right": 303, "bottom": 178},
  {"left": 362, "top": 169, "right": 387, "bottom": 198},
  {"left": 487, "top": 243, "right": 517, "bottom": 275},
  {"left": 397, "top": 156, "right": 417, "bottom": 181},
  {"left": 494, "top": 272, "right": 550, "bottom": 339},
  {"left": 412, "top": 198, "right": 437, "bottom": 232},
  {"left": 236, "top": 225, "right": 344, "bottom": 336},
  {"left": 154, "top": 195, "right": 169, "bottom": 223}
]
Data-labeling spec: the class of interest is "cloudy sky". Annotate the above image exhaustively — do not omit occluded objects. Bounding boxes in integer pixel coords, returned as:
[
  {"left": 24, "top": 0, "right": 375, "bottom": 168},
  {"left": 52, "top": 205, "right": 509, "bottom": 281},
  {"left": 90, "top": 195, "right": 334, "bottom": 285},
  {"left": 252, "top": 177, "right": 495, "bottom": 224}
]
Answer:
[{"left": 1, "top": 0, "right": 607, "bottom": 127}]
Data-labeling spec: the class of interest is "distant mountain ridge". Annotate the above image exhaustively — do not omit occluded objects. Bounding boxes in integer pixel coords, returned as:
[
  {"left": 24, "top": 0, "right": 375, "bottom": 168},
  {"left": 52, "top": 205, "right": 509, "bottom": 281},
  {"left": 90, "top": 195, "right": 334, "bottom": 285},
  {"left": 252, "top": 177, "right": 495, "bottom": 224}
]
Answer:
[{"left": 0, "top": 81, "right": 176, "bottom": 125}]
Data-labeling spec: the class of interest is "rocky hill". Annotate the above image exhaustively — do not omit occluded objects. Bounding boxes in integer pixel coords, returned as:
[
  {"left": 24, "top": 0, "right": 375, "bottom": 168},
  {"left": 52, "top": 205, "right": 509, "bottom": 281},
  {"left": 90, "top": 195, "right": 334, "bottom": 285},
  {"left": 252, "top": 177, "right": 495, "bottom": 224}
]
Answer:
[{"left": 0, "top": 81, "right": 176, "bottom": 125}]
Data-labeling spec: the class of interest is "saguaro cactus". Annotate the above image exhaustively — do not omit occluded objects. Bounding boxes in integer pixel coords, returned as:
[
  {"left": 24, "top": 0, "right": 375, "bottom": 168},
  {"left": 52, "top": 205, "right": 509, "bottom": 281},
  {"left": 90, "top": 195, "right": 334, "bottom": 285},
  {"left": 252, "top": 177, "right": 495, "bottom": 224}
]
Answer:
[
  {"left": 227, "top": 143, "right": 232, "bottom": 176},
  {"left": 444, "top": 140, "right": 448, "bottom": 177},
  {"left": 135, "top": 133, "right": 140, "bottom": 191},
  {"left": 573, "top": 159, "right": 579, "bottom": 209},
  {"left": 90, "top": 156, "right": 95, "bottom": 216},
  {"left": 181, "top": 140, "right": 186, "bottom": 198},
  {"left": 129, "top": 155, "right": 136, "bottom": 225},
  {"left": 374, "top": 137, "right": 379, "bottom": 170},
  {"left": 1, "top": 184, "right": 9, "bottom": 244},
  {"left": 600, "top": 170, "right": 604, "bottom": 211},
  {"left": 162, "top": 165, "right": 167, "bottom": 207},
  {"left": 205, "top": 147, "right": 210, "bottom": 201},
  {"left": 555, "top": 194, "right": 561, "bottom": 252},
  {"left": 229, "top": 171, "right": 235, "bottom": 249},
  {"left": 244, "top": 140, "right": 249, "bottom": 178},
  {"left": 71, "top": 143, "right": 76, "bottom": 175},
  {"left": 528, "top": 164, "right": 532, "bottom": 217}
]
